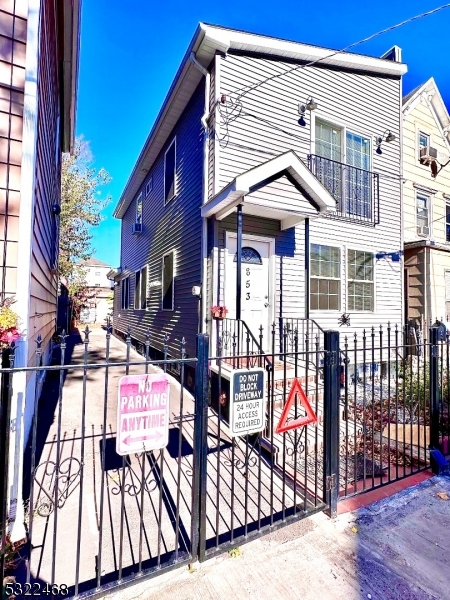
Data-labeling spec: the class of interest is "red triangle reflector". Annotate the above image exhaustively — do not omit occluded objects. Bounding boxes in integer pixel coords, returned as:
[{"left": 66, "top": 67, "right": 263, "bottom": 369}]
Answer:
[{"left": 276, "top": 378, "right": 318, "bottom": 434}]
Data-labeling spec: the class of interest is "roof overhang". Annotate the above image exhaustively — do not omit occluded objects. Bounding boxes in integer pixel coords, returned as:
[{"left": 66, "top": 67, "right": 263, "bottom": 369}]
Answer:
[
  {"left": 201, "top": 150, "right": 336, "bottom": 229},
  {"left": 114, "top": 23, "right": 407, "bottom": 219},
  {"left": 59, "top": 0, "right": 81, "bottom": 153}
]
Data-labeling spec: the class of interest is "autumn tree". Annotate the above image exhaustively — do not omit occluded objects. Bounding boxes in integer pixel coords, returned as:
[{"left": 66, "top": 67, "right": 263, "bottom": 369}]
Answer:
[{"left": 59, "top": 137, "right": 111, "bottom": 319}]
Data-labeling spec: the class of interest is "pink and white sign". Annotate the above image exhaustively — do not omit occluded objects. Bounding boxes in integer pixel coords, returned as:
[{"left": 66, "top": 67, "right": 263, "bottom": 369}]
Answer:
[{"left": 116, "top": 373, "right": 170, "bottom": 456}]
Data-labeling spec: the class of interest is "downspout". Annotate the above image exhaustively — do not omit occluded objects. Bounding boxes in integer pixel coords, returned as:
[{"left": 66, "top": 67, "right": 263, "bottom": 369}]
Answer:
[{"left": 189, "top": 52, "right": 210, "bottom": 335}]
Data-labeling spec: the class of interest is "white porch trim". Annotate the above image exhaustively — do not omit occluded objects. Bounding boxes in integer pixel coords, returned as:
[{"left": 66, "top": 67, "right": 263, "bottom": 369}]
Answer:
[{"left": 201, "top": 150, "right": 336, "bottom": 226}]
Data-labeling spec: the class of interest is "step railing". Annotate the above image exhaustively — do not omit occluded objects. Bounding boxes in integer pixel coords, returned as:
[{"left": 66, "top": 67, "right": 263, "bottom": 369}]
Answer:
[{"left": 214, "top": 318, "right": 272, "bottom": 370}]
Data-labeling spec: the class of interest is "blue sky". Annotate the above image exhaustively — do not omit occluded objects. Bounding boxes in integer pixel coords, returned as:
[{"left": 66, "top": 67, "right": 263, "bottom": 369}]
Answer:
[{"left": 76, "top": 1, "right": 450, "bottom": 267}]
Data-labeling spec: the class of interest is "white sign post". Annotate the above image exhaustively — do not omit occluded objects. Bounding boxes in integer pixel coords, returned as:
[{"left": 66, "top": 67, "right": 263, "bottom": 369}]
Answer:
[
  {"left": 117, "top": 373, "right": 170, "bottom": 455},
  {"left": 229, "top": 368, "right": 266, "bottom": 437}
]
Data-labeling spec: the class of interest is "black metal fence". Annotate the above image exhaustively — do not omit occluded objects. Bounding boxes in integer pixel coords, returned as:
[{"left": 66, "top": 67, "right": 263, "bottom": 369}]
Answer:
[{"left": 1, "top": 321, "right": 449, "bottom": 598}]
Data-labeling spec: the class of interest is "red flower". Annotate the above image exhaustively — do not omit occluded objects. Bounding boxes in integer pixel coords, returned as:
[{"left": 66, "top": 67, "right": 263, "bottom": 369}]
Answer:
[{"left": 0, "top": 327, "right": 20, "bottom": 343}]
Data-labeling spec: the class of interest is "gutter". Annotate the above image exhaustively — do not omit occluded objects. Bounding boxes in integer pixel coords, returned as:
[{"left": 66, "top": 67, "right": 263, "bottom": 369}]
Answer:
[{"left": 189, "top": 52, "right": 211, "bottom": 335}]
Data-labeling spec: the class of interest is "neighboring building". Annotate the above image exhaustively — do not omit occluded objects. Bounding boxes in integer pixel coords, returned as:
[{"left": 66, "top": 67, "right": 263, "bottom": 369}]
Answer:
[
  {"left": 403, "top": 78, "right": 450, "bottom": 330},
  {"left": 112, "top": 24, "right": 406, "bottom": 364},
  {"left": 78, "top": 257, "right": 114, "bottom": 324},
  {"left": 1, "top": 0, "right": 80, "bottom": 538}
]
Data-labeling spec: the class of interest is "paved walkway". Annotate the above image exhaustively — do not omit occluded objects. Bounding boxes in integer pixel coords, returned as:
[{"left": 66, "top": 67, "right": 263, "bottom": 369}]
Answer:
[{"left": 101, "top": 475, "right": 450, "bottom": 600}]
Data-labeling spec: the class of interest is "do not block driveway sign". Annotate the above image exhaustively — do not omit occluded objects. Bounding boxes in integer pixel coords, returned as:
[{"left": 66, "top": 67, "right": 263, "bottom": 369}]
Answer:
[
  {"left": 229, "top": 368, "right": 266, "bottom": 437},
  {"left": 117, "top": 373, "right": 170, "bottom": 455}
]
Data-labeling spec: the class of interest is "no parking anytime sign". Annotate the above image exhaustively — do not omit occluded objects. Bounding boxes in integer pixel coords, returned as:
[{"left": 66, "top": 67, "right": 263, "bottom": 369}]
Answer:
[
  {"left": 117, "top": 373, "right": 170, "bottom": 455},
  {"left": 229, "top": 368, "right": 266, "bottom": 437}
]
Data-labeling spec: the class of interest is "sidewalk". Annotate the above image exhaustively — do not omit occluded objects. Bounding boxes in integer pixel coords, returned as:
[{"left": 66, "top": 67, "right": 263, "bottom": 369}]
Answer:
[{"left": 102, "top": 475, "right": 450, "bottom": 600}]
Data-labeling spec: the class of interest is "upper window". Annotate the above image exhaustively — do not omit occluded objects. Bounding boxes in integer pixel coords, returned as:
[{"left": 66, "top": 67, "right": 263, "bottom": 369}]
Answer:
[
  {"left": 164, "top": 139, "right": 176, "bottom": 204},
  {"left": 136, "top": 192, "right": 143, "bottom": 224},
  {"left": 315, "top": 120, "right": 342, "bottom": 162},
  {"left": 310, "top": 244, "right": 341, "bottom": 311},
  {"left": 418, "top": 132, "right": 430, "bottom": 159},
  {"left": 95, "top": 271, "right": 101, "bottom": 276},
  {"left": 347, "top": 250, "right": 374, "bottom": 311},
  {"left": 146, "top": 176, "right": 153, "bottom": 197},
  {"left": 446, "top": 204, "right": 450, "bottom": 243},
  {"left": 416, "top": 193, "right": 430, "bottom": 234},
  {"left": 135, "top": 266, "right": 148, "bottom": 310},
  {"left": 162, "top": 251, "right": 174, "bottom": 310},
  {"left": 121, "top": 277, "right": 130, "bottom": 310}
]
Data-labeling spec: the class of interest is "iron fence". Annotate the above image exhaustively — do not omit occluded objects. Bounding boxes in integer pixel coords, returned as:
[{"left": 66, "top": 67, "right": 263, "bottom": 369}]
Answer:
[{"left": 308, "top": 154, "right": 380, "bottom": 225}]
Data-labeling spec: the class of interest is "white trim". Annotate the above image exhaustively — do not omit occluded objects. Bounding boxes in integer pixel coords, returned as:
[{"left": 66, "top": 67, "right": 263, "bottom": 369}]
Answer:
[
  {"left": 309, "top": 241, "right": 343, "bottom": 313},
  {"left": 10, "top": 0, "right": 42, "bottom": 543},
  {"left": 162, "top": 250, "right": 175, "bottom": 311},
  {"left": 224, "top": 232, "right": 275, "bottom": 341},
  {"left": 164, "top": 137, "right": 177, "bottom": 205},
  {"left": 346, "top": 246, "right": 376, "bottom": 313},
  {"left": 416, "top": 191, "right": 432, "bottom": 237}
]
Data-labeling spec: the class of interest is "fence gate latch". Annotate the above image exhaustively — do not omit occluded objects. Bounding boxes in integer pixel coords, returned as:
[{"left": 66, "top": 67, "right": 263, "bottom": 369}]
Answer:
[{"left": 326, "top": 474, "right": 336, "bottom": 491}]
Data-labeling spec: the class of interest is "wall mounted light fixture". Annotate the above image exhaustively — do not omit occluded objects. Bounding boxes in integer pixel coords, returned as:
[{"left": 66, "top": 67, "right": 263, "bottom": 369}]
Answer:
[
  {"left": 298, "top": 97, "right": 318, "bottom": 127},
  {"left": 376, "top": 130, "right": 396, "bottom": 154}
]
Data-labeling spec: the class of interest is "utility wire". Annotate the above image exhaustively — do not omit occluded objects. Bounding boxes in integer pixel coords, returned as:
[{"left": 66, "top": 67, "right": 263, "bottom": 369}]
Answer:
[{"left": 231, "top": 3, "right": 450, "bottom": 102}]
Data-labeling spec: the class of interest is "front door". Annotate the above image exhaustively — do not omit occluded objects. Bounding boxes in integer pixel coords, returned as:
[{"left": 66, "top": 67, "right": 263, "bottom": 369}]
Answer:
[{"left": 225, "top": 234, "right": 272, "bottom": 348}]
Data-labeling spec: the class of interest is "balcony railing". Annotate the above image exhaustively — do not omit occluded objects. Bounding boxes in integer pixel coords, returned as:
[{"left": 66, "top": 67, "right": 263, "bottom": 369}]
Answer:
[{"left": 308, "top": 154, "right": 380, "bottom": 225}]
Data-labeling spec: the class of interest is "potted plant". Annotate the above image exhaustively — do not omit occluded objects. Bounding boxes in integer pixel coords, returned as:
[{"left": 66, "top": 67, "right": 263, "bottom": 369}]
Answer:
[
  {"left": 211, "top": 305, "right": 228, "bottom": 319},
  {"left": 0, "top": 298, "right": 20, "bottom": 349}
]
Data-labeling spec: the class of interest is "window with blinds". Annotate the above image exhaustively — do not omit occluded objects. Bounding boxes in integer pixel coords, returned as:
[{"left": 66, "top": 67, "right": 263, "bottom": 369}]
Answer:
[
  {"left": 347, "top": 250, "right": 374, "bottom": 311},
  {"left": 310, "top": 244, "right": 341, "bottom": 310}
]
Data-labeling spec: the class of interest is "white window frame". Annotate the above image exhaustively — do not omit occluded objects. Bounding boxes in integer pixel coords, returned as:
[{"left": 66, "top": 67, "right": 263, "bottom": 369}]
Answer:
[
  {"left": 136, "top": 192, "right": 143, "bottom": 225},
  {"left": 121, "top": 276, "right": 130, "bottom": 310},
  {"left": 145, "top": 176, "right": 153, "bottom": 197},
  {"left": 162, "top": 251, "right": 175, "bottom": 311},
  {"left": 164, "top": 138, "right": 177, "bottom": 205},
  {"left": 418, "top": 131, "right": 430, "bottom": 160},
  {"left": 347, "top": 248, "right": 375, "bottom": 312},
  {"left": 134, "top": 266, "right": 148, "bottom": 311},
  {"left": 310, "top": 243, "right": 342, "bottom": 312},
  {"left": 311, "top": 114, "right": 372, "bottom": 169},
  {"left": 416, "top": 192, "right": 431, "bottom": 235}
]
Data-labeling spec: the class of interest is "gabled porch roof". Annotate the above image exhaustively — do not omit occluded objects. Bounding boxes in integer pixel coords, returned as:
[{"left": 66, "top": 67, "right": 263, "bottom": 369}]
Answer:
[{"left": 201, "top": 150, "right": 336, "bottom": 230}]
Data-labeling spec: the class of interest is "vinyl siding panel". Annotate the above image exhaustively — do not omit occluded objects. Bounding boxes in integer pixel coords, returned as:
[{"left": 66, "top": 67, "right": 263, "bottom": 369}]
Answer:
[
  {"left": 114, "top": 83, "right": 204, "bottom": 358},
  {"left": 214, "top": 53, "right": 403, "bottom": 333},
  {"left": 29, "top": 0, "right": 60, "bottom": 366}
]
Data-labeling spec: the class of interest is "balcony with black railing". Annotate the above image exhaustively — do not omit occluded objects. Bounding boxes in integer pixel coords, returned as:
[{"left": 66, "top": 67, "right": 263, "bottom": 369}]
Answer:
[{"left": 308, "top": 154, "right": 380, "bottom": 225}]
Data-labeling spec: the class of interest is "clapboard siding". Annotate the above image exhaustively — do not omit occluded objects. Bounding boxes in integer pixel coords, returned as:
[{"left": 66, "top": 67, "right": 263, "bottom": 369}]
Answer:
[
  {"left": 214, "top": 52, "right": 402, "bottom": 332},
  {"left": 114, "top": 83, "right": 204, "bottom": 357},
  {"left": 29, "top": 0, "right": 60, "bottom": 365}
]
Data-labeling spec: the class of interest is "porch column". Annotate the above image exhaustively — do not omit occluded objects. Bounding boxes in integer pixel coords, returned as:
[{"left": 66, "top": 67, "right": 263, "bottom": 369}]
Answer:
[{"left": 236, "top": 203, "right": 243, "bottom": 320}]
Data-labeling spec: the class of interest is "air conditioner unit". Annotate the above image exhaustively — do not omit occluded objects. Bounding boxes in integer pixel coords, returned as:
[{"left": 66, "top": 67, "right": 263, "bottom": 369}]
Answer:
[
  {"left": 420, "top": 146, "right": 438, "bottom": 164},
  {"left": 131, "top": 222, "right": 142, "bottom": 234},
  {"left": 417, "top": 225, "right": 430, "bottom": 237}
]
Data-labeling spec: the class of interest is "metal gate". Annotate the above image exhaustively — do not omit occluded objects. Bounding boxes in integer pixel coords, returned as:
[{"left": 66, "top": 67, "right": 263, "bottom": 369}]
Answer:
[{"left": 0, "top": 323, "right": 338, "bottom": 598}]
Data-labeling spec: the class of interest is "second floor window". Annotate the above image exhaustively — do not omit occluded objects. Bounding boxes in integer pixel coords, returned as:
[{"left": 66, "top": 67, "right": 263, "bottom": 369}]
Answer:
[
  {"left": 164, "top": 138, "right": 176, "bottom": 204},
  {"left": 310, "top": 244, "right": 340, "bottom": 311},
  {"left": 136, "top": 192, "right": 143, "bottom": 224},
  {"left": 416, "top": 194, "right": 430, "bottom": 234},
  {"left": 446, "top": 204, "right": 450, "bottom": 243}
]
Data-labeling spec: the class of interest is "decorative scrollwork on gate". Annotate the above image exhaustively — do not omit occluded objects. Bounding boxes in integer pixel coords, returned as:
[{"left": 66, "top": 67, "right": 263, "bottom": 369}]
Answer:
[
  {"left": 108, "top": 454, "right": 158, "bottom": 496},
  {"left": 33, "top": 457, "right": 82, "bottom": 517}
]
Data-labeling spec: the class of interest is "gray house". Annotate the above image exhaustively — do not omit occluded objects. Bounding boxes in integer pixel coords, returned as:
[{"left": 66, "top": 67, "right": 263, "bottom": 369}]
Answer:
[{"left": 112, "top": 24, "right": 406, "bottom": 365}]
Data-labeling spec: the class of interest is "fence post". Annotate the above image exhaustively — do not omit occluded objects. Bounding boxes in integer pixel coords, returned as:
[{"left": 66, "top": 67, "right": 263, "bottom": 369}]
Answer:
[
  {"left": 191, "top": 333, "right": 209, "bottom": 563},
  {"left": 429, "top": 326, "right": 440, "bottom": 459},
  {"left": 323, "top": 330, "right": 340, "bottom": 518},
  {"left": 0, "top": 347, "right": 14, "bottom": 589}
]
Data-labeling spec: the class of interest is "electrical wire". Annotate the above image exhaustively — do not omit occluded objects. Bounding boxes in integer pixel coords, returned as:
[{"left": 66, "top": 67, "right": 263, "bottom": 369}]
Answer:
[{"left": 231, "top": 3, "right": 450, "bottom": 102}]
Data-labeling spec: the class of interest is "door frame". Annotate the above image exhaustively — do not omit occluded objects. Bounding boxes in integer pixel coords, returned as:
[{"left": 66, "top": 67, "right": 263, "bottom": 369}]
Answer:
[{"left": 224, "top": 231, "right": 276, "bottom": 341}]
